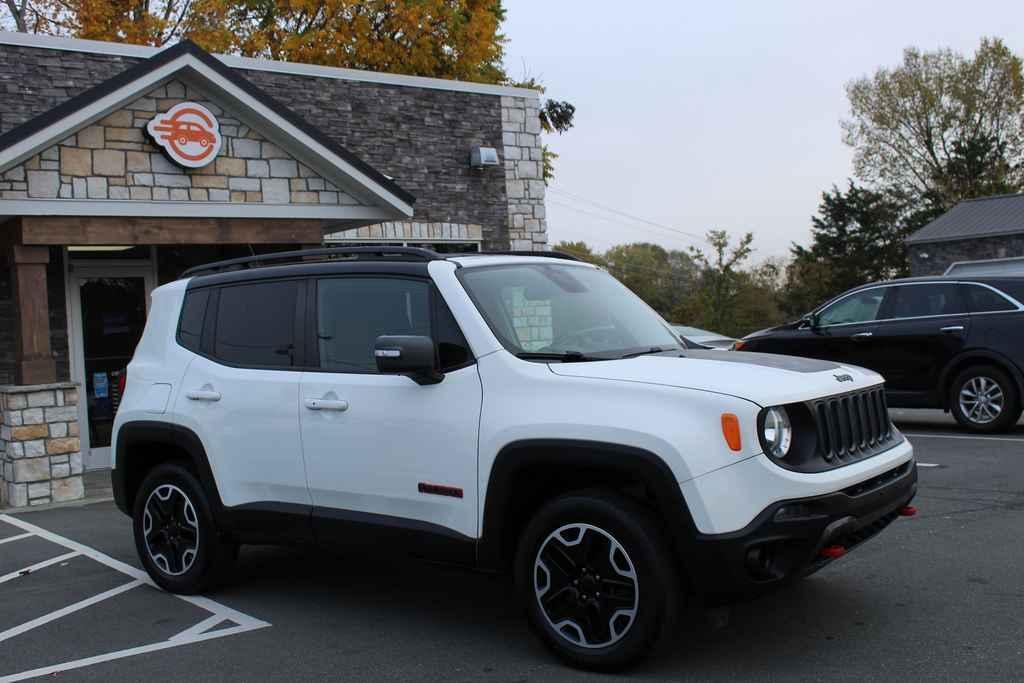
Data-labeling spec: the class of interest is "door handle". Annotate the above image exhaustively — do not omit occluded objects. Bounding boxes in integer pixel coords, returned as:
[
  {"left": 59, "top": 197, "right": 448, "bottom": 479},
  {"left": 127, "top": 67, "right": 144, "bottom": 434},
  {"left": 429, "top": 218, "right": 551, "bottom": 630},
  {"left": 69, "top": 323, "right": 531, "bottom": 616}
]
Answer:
[
  {"left": 851, "top": 332, "right": 873, "bottom": 340},
  {"left": 941, "top": 325, "right": 965, "bottom": 333},
  {"left": 304, "top": 398, "right": 349, "bottom": 412},
  {"left": 186, "top": 390, "right": 221, "bottom": 402}
]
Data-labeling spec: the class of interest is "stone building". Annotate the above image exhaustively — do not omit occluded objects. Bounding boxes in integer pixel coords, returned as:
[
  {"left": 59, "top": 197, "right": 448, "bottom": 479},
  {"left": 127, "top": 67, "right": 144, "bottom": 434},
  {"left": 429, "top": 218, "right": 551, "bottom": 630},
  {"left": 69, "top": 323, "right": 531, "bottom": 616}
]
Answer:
[
  {"left": 0, "top": 32, "right": 548, "bottom": 508},
  {"left": 906, "top": 193, "right": 1024, "bottom": 276}
]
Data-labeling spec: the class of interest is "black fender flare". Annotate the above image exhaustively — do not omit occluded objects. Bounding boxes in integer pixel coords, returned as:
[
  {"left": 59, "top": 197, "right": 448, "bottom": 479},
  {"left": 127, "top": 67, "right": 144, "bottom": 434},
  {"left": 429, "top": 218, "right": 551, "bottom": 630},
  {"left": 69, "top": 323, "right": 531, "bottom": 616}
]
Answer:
[
  {"left": 113, "top": 420, "right": 224, "bottom": 518},
  {"left": 476, "top": 439, "right": 701, "bottom": 578},
  {"left": 939, "top": 349, "right": 1024, "bottom": 406}
]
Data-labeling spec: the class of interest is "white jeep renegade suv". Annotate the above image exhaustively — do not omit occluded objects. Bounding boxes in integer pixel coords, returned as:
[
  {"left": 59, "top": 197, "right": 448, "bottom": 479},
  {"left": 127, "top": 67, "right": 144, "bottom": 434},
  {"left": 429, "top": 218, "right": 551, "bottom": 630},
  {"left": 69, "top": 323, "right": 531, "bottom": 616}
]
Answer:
[{"left": 112, "top": 247, "right": 917, "bottom": 670}]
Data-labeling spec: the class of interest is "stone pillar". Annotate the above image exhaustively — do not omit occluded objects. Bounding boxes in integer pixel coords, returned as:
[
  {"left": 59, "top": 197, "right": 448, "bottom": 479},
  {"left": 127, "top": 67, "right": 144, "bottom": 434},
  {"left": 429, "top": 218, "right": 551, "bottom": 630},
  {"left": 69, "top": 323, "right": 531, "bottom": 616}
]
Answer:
[
  {"left": 501, "top": 95, "right": 548, "bottom": 251},
  {"left": 0, "top": 382, "right": 83, "bottom": 508},
  {"left": 9, "top": 244, "right": 57, "bottom": 385}
]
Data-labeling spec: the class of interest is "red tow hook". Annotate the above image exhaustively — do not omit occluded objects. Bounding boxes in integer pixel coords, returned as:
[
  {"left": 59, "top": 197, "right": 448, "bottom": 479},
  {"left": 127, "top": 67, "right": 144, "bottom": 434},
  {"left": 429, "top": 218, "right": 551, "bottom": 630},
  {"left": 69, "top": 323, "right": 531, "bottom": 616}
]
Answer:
[
  {"left": 899, "top": 505, "right": 918, "bottom": 517},
  {"left": 820, "top": 545, "right": 847, "bottom": 559}
]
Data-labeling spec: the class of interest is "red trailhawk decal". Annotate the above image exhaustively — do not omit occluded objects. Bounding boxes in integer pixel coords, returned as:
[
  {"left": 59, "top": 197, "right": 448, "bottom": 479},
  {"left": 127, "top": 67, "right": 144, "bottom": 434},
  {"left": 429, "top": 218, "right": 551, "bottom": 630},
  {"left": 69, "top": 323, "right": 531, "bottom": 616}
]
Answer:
[{"left": 147, "top": 102, "right": 223, "bottom": 168}]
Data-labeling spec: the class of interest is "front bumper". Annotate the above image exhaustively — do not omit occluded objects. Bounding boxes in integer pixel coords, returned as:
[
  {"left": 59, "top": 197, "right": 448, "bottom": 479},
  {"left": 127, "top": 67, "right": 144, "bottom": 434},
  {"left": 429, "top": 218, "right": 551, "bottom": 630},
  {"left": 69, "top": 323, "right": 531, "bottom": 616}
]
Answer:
[{"left": 684, "top": 458, "right": 917, "bottom": 602}]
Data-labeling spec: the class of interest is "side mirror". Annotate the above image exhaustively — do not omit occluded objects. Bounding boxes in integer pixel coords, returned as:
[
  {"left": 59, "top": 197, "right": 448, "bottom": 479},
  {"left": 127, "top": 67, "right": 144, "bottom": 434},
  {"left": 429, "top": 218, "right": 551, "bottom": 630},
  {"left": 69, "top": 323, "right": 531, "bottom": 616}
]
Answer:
[
  {"left": 374, "top": 335, "right": 443, "bottom": 385},
  {"left": 801, "top": 313, "right": 820, "bottom": 330}
]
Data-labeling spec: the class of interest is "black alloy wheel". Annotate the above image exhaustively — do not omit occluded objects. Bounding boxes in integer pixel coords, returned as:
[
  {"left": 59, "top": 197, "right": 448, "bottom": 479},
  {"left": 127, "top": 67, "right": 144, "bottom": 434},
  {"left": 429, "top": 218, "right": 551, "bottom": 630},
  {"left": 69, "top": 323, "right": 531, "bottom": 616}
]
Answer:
[
  {"left": 132, "top": 463, "right": 236, "bottom": 594},
  {"left": 515, "top": 491, "right": 678, "bottom": 671}
]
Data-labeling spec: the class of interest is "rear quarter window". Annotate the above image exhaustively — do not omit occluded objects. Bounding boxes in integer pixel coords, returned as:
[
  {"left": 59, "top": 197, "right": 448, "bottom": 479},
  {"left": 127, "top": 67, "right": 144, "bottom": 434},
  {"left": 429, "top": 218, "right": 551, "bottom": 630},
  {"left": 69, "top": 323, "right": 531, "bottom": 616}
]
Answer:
[
  {"left": 177, "top": 289, "right": 210, "bottom": 352},
  {"left": 962, "top": 284, "right": 1019, "bottom": 313}
]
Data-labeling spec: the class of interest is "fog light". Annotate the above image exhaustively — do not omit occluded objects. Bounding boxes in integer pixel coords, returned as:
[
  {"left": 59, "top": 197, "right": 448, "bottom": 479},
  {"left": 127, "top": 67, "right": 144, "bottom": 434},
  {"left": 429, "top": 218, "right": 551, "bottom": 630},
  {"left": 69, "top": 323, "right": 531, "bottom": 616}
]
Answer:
[{"left": 773, "top": 504, "right": 814, "bottom": 522}]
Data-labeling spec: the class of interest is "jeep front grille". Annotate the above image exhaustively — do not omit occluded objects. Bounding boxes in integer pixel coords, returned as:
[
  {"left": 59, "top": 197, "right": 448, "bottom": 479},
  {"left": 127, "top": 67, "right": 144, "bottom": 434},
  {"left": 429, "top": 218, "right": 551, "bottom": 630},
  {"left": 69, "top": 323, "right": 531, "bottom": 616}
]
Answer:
[{"left": 813, "top": 387, "right": 894, "bottom": 464}]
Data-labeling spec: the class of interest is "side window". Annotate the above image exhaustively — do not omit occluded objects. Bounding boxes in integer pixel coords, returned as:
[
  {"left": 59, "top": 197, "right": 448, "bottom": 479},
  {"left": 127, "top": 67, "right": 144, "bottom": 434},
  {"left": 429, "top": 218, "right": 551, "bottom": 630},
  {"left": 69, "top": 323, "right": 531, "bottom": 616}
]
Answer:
[
  {"left": 316, "top": 278, "right": 431, "bottom": 372},
  {"left": 213, "top": 281, "right": 299, "bottom": 367},
  {"left": 433, "top": 293, "right": 472, "bottom": 370},
  {"left": 177, "top": 288, "right": 209, "bottom": 352},
  {"left": 963, "top": 284, "right": 1017, "bottom": 313},
  {"left": 818, "top": 289, "right": 887, "bottom": 326},
  {"left": 884, "top": 284, "right": 964, "bottom": 319}
]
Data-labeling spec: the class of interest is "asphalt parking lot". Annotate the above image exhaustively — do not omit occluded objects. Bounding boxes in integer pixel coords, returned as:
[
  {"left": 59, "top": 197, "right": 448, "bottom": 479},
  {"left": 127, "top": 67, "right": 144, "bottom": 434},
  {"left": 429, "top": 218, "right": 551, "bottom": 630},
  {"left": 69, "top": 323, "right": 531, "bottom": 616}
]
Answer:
[{"left": 2, "top": 410, "right": 1023, "bottom": 682}]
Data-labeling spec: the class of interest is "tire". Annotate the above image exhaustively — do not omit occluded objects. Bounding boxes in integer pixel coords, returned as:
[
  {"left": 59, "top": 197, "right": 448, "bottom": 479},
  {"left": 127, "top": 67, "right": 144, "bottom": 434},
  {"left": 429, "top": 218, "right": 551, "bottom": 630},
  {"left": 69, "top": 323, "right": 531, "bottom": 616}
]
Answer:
[
  {"left": 514, "top": 491, "right": 679, "bottom": 671},
  {"left": 132, "top": 463, "right": 236, "bottom": 594},
  {"left": 950, "top": 365, "right": 1022, "bottom": 433}
]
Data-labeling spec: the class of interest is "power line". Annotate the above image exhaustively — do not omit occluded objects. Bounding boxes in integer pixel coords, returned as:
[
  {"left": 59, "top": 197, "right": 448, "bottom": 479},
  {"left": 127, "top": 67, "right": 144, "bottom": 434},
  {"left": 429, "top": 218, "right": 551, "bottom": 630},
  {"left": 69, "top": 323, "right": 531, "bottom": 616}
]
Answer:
[
  {"left": 546, "top": 198, "right": 705, "bottom": 250},
  {"left": 549, "top": 187, "right": 710, "bottom": 244}
]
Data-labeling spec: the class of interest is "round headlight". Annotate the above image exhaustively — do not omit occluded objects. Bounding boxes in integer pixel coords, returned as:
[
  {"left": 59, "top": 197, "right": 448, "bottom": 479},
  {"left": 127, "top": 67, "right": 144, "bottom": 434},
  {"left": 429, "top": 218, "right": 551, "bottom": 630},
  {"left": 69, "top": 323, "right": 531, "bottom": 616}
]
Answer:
[{"left": 762, "top": 406, "right": 793, "bottom": 459}]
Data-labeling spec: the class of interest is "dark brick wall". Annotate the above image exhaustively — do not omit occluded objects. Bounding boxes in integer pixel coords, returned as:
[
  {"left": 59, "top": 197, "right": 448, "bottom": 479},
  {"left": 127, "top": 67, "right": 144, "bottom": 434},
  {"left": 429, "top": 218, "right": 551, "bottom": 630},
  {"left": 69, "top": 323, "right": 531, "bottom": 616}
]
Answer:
[
  {"left": 0, "top": 255, "right": 14, "bottom": 385},
  {"left": 0, "top": 43, "right": 511, "bottom": 249},
  {"left": 0, "top": 247, "right": 67, "bottom": 384},
  {"left": 47, "top": 247, "right": 69, "bottom": 382},
  {"left": 909, "top": 234, "right": 1024, "bottom": 275}
]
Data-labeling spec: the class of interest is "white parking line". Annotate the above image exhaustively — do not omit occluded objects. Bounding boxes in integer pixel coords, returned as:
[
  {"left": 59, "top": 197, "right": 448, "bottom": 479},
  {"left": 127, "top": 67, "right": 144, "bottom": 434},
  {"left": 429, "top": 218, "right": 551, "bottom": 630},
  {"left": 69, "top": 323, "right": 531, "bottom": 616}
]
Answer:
[
  {"left": 0, "top": 534, "right": 33, "bottom": 546},
  {"left": 0, "top": 514, "right": 270, "bottom": 683},
  {"left": 0, "top": 580, "right": 142, "bottom": 643},
  {"left": 0, "top": 551, "right": 80, "bottom": 585},
  {"left": 917, "top": 463, "right": 942, "bottom": 468},
  {"left": 904, "top": 432, "right": 1024, "bottom": 443}
]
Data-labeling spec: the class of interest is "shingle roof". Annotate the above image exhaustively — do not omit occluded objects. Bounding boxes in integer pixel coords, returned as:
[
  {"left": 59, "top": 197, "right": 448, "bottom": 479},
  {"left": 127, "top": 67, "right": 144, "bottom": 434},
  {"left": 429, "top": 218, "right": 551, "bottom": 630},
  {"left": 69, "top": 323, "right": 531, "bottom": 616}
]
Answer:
[
  {"left": 0, "top": 40, "right": 416, "bottom": 208},
  {"left": 906, "top": 193, "right": 1024, "bottom": 245}
]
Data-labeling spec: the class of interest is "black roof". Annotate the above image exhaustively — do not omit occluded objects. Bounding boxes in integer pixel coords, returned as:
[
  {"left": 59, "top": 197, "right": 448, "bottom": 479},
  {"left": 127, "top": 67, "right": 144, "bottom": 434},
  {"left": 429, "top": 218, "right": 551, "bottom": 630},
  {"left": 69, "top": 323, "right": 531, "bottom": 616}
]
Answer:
[
  {"left": 847, "top": 275, "right": 1024, "bottom": 290},
  {"left": 0, "top": 40, "right": 416, "bottom": 207},
  {"left": 182, "top": 246, "right": 584, "bottom": 282},
  {"left": 905, "top": 193, "right": 1024, "bottom": 245}
]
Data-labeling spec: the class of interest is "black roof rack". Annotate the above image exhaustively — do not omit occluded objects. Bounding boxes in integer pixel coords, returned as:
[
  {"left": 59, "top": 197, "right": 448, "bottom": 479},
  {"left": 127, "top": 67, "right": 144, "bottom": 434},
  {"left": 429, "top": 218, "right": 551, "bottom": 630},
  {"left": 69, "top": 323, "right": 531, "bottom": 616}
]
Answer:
[
  {"left": 180, "top": 246, "right": 444, "bottom": 278},
  {"left": 180, "top": 246, "right": 586, "bottom": 279},
  {"left": 454, "top": 250, "right": 583, "bottom": 262}
]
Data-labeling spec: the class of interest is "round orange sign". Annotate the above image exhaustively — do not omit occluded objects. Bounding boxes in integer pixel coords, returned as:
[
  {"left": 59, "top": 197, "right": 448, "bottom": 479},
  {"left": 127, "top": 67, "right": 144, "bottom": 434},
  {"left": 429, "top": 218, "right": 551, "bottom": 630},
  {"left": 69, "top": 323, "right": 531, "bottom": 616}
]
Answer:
[{"left": 147, "top": 102, "right": 223, "bottom": 168}]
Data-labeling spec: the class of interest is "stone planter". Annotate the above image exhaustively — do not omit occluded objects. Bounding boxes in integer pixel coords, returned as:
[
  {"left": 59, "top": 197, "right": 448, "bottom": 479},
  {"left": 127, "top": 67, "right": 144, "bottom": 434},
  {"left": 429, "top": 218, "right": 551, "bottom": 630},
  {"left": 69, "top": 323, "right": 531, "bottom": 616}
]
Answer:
[{"left": 0, "top": 382, "right": 83, "bottom": 507}]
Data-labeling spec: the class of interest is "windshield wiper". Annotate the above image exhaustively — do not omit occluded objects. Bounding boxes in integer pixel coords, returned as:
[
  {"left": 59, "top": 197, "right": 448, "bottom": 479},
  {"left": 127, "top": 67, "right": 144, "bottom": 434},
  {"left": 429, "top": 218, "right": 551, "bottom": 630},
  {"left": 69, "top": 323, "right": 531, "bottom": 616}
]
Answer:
[
  {"left": 618, "top": 346, "right": 680, "bottom": 359},
  {"left": 515, "top": 351, "right": 602, "bottom": 363}
]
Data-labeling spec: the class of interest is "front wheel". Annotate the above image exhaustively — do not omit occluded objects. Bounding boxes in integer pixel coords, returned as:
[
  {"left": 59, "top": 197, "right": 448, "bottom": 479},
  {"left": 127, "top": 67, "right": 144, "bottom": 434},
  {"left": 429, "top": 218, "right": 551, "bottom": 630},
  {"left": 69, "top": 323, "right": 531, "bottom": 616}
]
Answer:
[
  {"left": 514, "top": 491, "right": 678, "bottom": 671},
  {"left": 133, "top": 463, "right": 236, "bottom": 594},
  {"left": 950, "top": 365, "right": 1022, "bottom": 433}
]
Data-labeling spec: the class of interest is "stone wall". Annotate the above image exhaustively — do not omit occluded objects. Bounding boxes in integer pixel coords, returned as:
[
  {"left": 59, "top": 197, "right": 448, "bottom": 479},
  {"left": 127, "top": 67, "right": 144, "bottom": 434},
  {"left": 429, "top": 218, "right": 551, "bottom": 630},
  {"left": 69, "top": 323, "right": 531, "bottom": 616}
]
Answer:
[
  {"left": 0, "top": 382, "right": 83, "bottom": 508},
  {"left": 326, "top": 221, "right": 483, "bottom": 245},
  {"left": 1, "top": 79, "right": 361, "bottom": 207},
  {"left": 909, "top": 234, "right": 1024, "bottom": 275},
  {"left": 501, "top": 96, "right": 547, "bottom": 250},
  {"left": 0, "top": 42, "right": 536, "bottom": 250}
]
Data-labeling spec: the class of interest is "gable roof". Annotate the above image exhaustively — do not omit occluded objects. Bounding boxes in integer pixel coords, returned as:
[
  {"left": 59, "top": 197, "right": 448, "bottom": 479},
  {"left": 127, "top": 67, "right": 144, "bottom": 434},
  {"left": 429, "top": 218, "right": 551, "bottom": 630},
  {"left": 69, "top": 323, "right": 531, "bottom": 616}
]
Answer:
[
  {"left": 0, "top": 40, "right": 415, "bottom": 218},
  {"left": 906, "top": 193, "right": 1024, "bottom": 245}
]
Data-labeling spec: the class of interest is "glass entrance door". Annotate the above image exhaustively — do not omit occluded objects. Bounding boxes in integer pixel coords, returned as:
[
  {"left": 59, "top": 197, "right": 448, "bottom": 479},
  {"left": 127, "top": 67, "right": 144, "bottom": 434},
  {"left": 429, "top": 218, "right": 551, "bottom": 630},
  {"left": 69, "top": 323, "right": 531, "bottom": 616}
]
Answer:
[{"left": 70, "top": 267, "right": 154, "bottom": 470}]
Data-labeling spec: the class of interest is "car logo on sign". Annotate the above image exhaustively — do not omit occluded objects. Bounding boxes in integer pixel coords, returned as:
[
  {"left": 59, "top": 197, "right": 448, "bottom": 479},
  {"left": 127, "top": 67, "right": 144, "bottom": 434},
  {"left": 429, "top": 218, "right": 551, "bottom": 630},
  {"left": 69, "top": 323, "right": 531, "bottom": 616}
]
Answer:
[
  {"left": 834, "top": 374, "right": 853, "bottom": 382},
  {"left": 147, "top": 102, "right": 222, "bottom": 168}
]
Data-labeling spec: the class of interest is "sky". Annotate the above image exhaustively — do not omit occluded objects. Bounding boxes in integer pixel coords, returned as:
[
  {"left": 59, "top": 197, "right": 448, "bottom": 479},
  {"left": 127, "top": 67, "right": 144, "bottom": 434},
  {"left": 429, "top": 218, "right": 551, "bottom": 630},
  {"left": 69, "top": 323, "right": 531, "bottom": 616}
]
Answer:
[{"left": 502, "top": 0, "right": 1024, "bottom": 261}]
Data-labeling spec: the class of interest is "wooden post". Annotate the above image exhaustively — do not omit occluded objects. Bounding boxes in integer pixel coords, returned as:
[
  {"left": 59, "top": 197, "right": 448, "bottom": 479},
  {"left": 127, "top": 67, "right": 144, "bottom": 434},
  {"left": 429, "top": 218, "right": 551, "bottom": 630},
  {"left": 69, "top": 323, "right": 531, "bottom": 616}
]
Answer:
[{"left": 9, "top": 244, "right": 56, "bottom": 385}]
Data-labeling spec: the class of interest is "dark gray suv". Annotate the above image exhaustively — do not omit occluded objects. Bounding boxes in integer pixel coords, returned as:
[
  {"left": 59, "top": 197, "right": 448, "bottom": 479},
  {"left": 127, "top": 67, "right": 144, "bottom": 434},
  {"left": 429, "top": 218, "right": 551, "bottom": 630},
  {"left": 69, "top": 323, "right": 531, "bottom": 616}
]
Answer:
[{"left": 738, "top": 277, "right": 1024, "bottom": 432}]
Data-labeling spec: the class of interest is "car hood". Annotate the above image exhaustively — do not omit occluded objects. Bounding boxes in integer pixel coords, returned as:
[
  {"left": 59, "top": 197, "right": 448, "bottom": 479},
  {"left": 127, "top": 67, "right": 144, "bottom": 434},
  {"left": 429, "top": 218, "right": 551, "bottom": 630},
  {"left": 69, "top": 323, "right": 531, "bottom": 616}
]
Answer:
[
  {"left": 744, "top": 320, "right": 801, "bottom": 339},
  {"left": 547, "top": 350, "right": 883, "bottom": 406}
]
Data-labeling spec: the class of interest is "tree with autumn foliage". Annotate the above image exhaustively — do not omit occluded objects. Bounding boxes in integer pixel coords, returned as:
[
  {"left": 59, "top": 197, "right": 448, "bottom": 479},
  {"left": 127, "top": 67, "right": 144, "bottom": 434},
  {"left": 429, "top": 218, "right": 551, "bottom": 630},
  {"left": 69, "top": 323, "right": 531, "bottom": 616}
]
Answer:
[{"left": 1, "top": 1, "right": 574, "bottom": 176}]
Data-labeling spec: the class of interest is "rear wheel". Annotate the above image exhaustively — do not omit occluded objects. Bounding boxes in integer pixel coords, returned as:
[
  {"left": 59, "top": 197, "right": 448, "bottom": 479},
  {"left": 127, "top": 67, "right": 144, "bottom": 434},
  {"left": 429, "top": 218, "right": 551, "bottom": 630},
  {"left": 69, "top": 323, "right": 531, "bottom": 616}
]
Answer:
[
  {"left": 514, "top": 491, "right": 678, "bottom": 671},
  {"left": 133, "top": 463, "right": 236, "bottom": 594},
  {"left": 950, "top": 365, "right": 1022, "bottom": 433}
]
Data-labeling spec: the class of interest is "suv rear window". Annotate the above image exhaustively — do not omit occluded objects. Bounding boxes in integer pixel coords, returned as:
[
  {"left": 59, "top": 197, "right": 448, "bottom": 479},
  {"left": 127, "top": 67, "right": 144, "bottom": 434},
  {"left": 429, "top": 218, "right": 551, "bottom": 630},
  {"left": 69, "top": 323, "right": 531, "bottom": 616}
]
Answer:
[
  {"left": 177, "top": 289, "right": 209, "bottom": 352},
  {"left": 884, "top": 284, "right": 964, "bottom": 319},
  {"left": 213, "top": 281, "right": 300, "bottom": 367},
  {"left": 963, "top": 284, "right": 1018, "bottom": 313}
]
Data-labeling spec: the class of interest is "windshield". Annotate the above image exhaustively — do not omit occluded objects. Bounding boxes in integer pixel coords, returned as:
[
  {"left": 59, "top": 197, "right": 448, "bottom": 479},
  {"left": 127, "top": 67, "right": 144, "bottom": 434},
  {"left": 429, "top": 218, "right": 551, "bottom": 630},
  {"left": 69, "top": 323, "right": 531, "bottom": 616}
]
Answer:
[{"left": 458, "top": 263, "right": 682, "bottom": 359}]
